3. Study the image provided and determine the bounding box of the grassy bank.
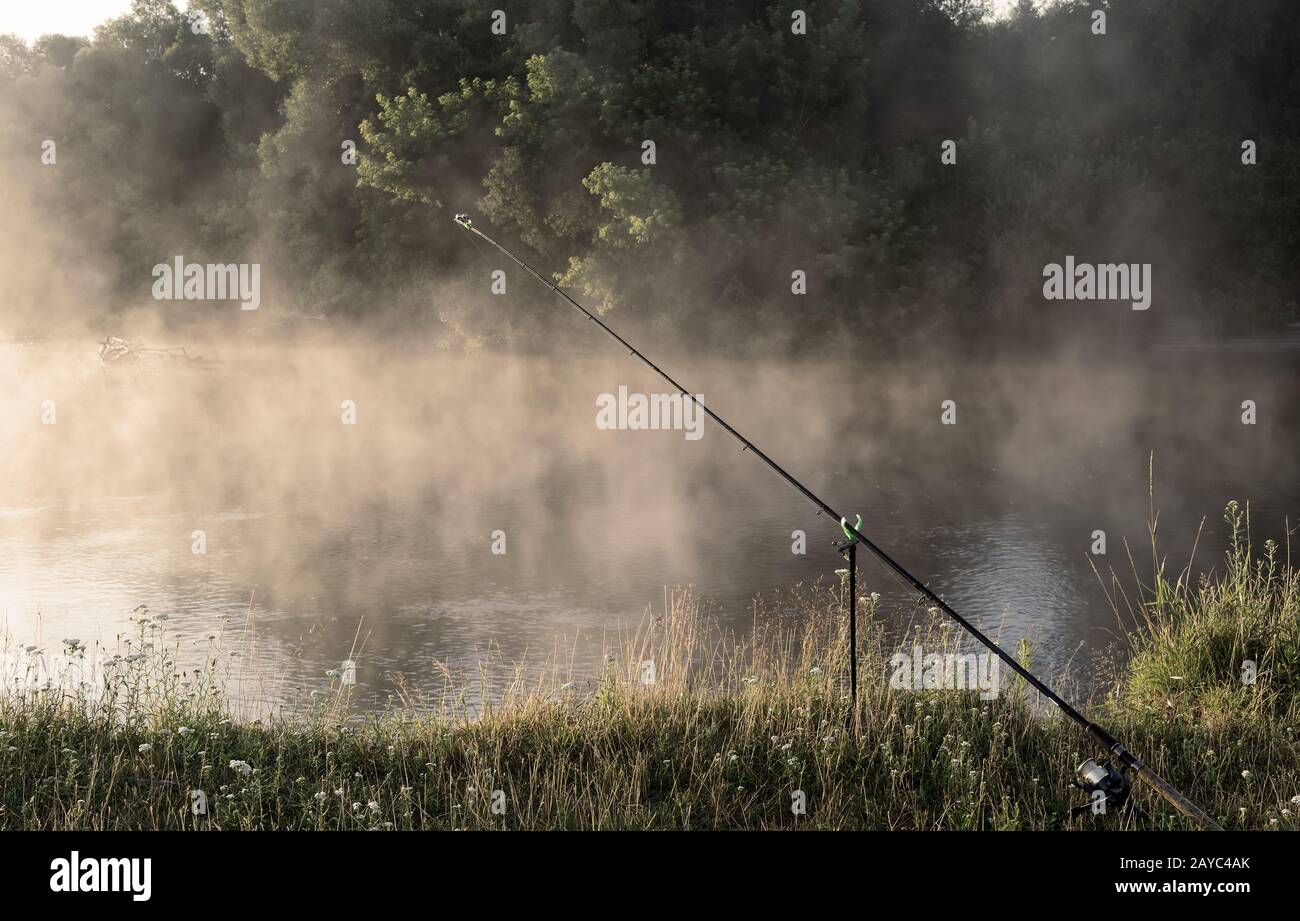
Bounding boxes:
[1,505,1297,831]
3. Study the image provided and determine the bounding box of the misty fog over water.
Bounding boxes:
[2,339,1295,712]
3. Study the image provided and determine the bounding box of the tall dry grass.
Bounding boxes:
[1,509,1297,830]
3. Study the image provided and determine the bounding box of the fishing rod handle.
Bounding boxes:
[1132,762,1224,831]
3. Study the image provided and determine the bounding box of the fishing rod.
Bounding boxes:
[453,212,1223,831]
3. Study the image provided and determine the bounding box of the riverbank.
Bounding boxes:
[1,505,1296,831]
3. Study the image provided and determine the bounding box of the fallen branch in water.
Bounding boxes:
[97,336,200,367]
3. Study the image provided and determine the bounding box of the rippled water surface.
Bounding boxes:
[1,340,1295,711]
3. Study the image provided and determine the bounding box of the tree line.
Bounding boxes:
[3,0,1297,352]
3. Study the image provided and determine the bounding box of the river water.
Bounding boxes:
[1,339,1295,712]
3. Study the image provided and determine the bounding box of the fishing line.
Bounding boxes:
[466,232,498,271]
[453,212,1224,831]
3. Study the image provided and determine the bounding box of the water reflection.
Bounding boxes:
[0,342,1295,711]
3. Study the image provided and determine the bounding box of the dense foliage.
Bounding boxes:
[3,0,1298,350]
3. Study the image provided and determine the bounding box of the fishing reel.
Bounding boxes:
[1071,757,1132,819]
